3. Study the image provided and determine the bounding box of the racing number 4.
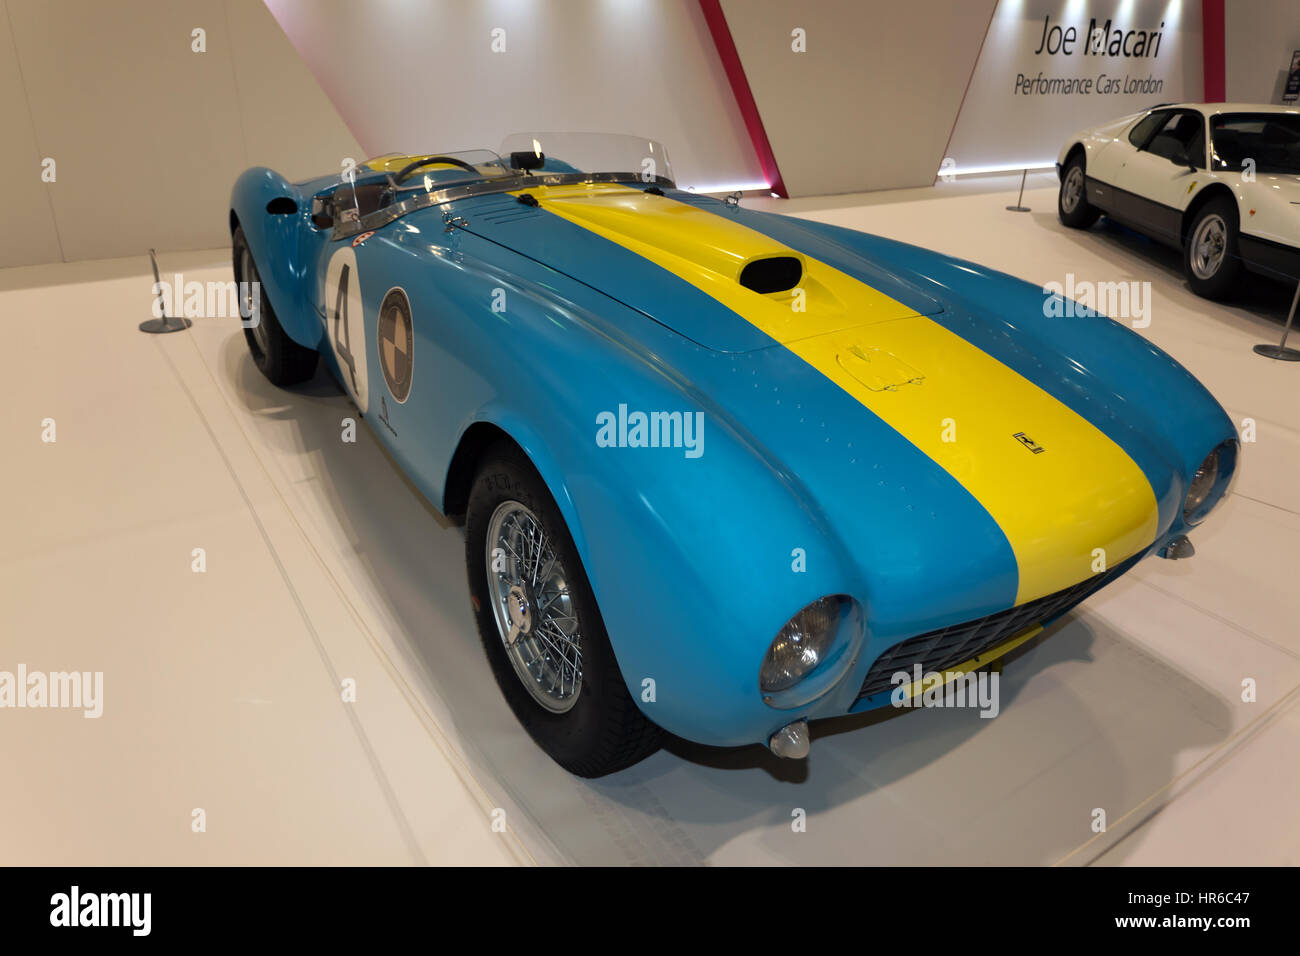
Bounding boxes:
[333,263,359,391]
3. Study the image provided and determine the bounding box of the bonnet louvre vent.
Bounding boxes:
[739,256,802,294]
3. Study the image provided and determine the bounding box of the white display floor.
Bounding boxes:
[3,173,1298,865]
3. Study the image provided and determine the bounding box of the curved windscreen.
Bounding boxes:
[369,134,673,195]
[497,132,673,184]
[326,133,676,239]
[364,149,514,191]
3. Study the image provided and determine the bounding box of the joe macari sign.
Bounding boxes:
[1016,13,1169,97]
[943,0,1195,172]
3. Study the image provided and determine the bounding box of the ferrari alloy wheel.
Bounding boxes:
[1189,215,1227,278]
[1057,154,1100,229]
[484,500,583,713]
[1060,167,1084,213]
[1183,198,1242,299]
[232,226,319,386]
[465,440,662,776]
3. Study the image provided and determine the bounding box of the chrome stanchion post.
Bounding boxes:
[139,248,193,334]
[1253,277,1300,362]
[1006,169,1031,213]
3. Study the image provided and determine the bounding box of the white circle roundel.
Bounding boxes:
[377,287,414,404]
[323,245,369,414]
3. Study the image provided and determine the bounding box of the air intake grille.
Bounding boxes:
[854,555,1141,704]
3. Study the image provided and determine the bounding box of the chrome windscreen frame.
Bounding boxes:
[330,171,676,241]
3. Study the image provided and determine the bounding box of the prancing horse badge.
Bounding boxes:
[1012,431,1045,454]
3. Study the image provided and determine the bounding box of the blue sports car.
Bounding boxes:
[230,132,1237,776]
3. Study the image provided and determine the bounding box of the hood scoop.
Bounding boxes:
[458,183,944,353]
[534,187,806,289]
[739,255,803,293]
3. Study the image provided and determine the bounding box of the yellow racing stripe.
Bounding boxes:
[519,183,1159,603]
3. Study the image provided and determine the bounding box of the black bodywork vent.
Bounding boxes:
[853,553,1143,704]
[739,256,802,294]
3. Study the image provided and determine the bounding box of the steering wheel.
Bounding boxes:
[392,155,480,184]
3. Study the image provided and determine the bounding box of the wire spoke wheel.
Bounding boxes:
[465,441,663,775]
[485,500,583,712]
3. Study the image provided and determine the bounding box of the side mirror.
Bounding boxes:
[1169,149,1195,171]
[510,150,545,172]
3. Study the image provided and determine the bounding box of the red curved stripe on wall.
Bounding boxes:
[698,0,788,197]
[1202,0,1225,102]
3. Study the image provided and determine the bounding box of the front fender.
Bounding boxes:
[425,234,866,747]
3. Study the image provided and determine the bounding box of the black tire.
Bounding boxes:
[1057,153,1100,229]
[465,440,662,777]
[1183,198,1243,299]
[232,225,318,386]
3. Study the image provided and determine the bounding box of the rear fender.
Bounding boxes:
[230,167,321,350]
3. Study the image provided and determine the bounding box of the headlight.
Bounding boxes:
[1183,448,1221,524]
[760,597,844,693]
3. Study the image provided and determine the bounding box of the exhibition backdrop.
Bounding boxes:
[945,0,1203,175]
[263,0,763,195]
[2,0,1297,266]
[715,0,999,196]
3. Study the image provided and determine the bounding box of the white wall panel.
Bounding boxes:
[225,0,364,182]
[0,3,69,267]
[2,0,361,265]
[720,0,998,197]
[9,0,248,261]
[263,0,763,192]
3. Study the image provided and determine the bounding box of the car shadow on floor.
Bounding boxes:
[217,332,1234,866]
[1033,212,1299,337]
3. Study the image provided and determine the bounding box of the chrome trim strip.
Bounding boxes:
[330,171,675,241]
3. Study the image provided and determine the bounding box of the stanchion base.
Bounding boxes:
[1253,344,1300,361]
[139,317,193,334]
[1005,205,1031,212]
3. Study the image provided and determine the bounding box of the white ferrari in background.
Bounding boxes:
[1057,103,1300,298]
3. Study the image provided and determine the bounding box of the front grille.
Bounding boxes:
[853,555,1140,703]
